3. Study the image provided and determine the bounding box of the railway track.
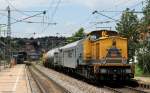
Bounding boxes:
[104,86,149,93]
[27,64,70,93]
[26,66,42,93]
[103,81,149,93]
[31,64,112,93]
[61,68,150,93]
[28,63,150,93]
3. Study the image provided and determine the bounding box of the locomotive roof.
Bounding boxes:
[87,30,118,36]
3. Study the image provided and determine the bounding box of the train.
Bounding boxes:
[12,51,27,64]
[42,30,135,81]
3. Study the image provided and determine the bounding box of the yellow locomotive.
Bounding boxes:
[43,30,134,80]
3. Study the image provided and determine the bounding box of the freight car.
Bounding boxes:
[43,30,135,81]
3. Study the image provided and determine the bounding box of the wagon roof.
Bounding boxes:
[60,40,82,50]
[47,48,59,57]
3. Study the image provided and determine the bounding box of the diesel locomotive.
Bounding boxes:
[43,30,135,80]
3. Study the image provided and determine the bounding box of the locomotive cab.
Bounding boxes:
[83,30,134,80]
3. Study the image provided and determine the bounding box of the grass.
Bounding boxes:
[135,64,143,76]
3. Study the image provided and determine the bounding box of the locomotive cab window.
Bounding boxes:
[88,33,101,41]
[87,30,118,39]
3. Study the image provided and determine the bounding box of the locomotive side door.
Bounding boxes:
[96,43,99,60]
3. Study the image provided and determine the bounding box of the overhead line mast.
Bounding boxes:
[7,6,11,38]
[7,6,11,64]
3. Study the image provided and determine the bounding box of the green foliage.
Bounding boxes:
[142,0,150,29]
[136,0,150,74]
[116,5,150,74]
[11,38,26,51]
[116,8,139,62]
[116,8,139,38]
[136,40,150,74]
[135,64,143,76]
[137,50,150,74]
[67,27,85,43]
[141,0,150,33]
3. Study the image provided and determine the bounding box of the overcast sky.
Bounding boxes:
[0,0,145,38]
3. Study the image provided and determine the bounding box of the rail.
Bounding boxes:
[28,63,71,93]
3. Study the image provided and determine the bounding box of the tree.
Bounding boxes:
[142,0,150,31]
[67,27,85,43]
[136,0,150,74]
[137,40,150,74]
[116,8,139,62]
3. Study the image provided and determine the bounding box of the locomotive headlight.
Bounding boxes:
[122,57,127,64]
[125,69,131,73]
[100,69,107,73]
[102,60,106,64]
[101,57,106,64]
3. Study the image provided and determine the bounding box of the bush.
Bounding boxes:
[135,64,143,76]
[137,51,150,74]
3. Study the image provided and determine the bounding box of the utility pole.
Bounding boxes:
[7,6,11,38]
[7,6,11,65]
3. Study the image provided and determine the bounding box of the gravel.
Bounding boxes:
[35,65,112,93]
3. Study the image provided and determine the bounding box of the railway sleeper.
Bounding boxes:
[139,83,150,89]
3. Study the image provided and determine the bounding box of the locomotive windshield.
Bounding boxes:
[106,48,121,58]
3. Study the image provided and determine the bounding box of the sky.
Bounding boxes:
[0,0,145,38]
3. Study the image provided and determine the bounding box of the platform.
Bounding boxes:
[0,64,31,93]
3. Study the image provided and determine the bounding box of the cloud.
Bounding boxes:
[0,0,143,10]
[0,0,50,9]
[62,0,110,9]
[62,0,106,9]
[63,0,143,10]
[75,0,102,9]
